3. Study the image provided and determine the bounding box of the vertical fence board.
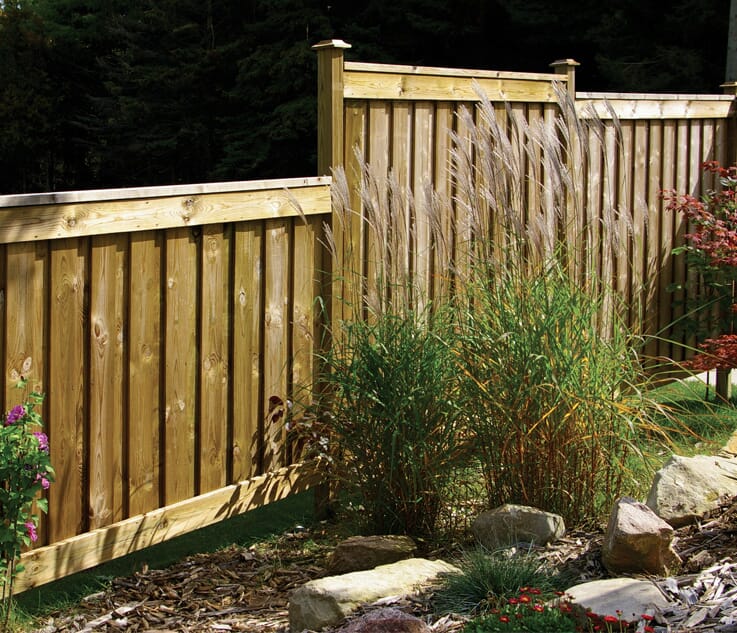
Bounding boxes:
[232,222,263,481]
[163,228,197,504]
[48,239,86,541]
[262,220,289,472]
[128,232,161,516]
[199,225,230,494]
[89,235,126,528]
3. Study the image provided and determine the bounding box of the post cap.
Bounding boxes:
[312,39,352,51]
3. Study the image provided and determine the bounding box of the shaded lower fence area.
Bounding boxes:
[0,177,331,592]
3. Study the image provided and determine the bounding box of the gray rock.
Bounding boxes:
[327,535,417,575]
[334,608,430,633]
[646,454,737,527]
[601,496,680,575]
[471,504,565,549]
[565,578,671,623]
[288,558,459,632]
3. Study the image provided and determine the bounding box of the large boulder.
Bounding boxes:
[334,608,430,633]
[646,455,737,527]
[327,535,417,575]
[565,578,671,623]
[601,497,680,575]
[288,558,459,632]
[471,504,565,549]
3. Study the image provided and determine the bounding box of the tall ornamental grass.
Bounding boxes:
[454,259,648,525]
[316,83,663,532]
[317,306,466,537]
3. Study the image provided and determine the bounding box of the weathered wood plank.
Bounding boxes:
[163,228,197,504]
[345,71,561,102]
[262,220,289,473]
[231,222,264,481]
[128,232,161,516]
[15,460,325,594]
[199,225,230,494]
[576,96,734,120]
[89,235,126,529]
[0,183,331,244]
[48,239,87,542]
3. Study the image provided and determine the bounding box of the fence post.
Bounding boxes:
[550,58,580,100]
[312,39,351,520]
[313,39,351,176]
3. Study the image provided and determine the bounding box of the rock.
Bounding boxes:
[471,504,565,549]
[646,455,737,527]
[288,558,459,632]
[334,608,430,633]
[327,535,417,575]
[601,496,680,575]
[565,578,671,623]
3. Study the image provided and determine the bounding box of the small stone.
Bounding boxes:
[471,504,565,549]
[601,497,680,575]
[334,608,430,633]
[327,535,417,575]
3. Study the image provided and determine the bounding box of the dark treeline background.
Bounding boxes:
[0,0,729,194]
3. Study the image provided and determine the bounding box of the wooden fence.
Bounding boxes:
[0,176,330,592]
[314,40,737,362]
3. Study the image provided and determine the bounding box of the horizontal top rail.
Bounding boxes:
[344,61,564,103]
[576,93,735,119]
[344,61,564,82]
[0,176,331,244]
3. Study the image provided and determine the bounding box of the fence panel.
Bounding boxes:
[0,177,330,591]
[314,40,737,363]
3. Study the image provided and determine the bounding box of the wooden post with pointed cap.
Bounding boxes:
[550,58,580,100]
[313,39,351,176]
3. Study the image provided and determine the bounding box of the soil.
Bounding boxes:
[26,496,737,633]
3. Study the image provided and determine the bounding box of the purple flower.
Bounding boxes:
[25,521,37,542]
[5,405,25,426]
[35,472,50,489]
[33,432,49,452]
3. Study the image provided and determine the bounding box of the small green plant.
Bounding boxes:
[433,548,567,616]
[316,306,467,537]
[0,390,54,630]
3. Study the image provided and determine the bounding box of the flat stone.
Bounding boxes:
[471,504,565,549]
[289,558,459,632]
[565,578,671,624]
[327,535,417,575]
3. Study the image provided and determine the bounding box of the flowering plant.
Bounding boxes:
[663,161,737,372]
[0,390,53,623]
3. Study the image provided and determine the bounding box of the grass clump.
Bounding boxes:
[317,306,467,538]
[454,258,653,526]
[433,547,567,616]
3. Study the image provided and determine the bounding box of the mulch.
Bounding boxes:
[28,496,737,633]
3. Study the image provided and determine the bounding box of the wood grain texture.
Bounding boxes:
[89,235,126,529]
[163,228,197,504]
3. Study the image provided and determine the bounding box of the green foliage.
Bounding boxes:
[0,391,54,629]
[317,307,467,537]
[433,548,567,616]
[454,258,653,526]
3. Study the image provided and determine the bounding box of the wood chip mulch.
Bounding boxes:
[29,496,737,633]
